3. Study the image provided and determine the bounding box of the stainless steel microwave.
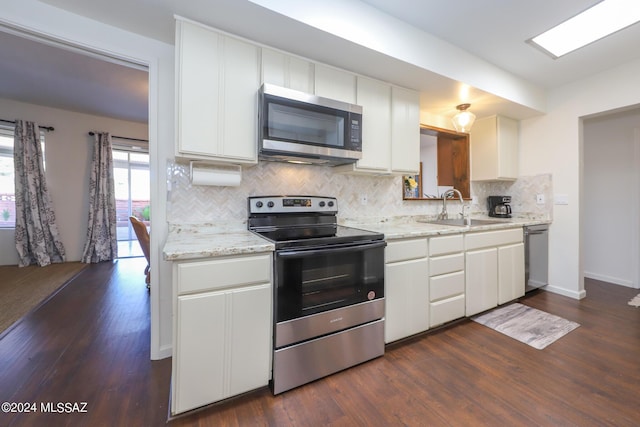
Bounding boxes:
[258,84,363,166]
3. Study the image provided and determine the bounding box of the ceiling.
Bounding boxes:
[3,0,640,124]
[0,29,149,123]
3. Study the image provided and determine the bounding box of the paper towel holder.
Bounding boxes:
[189,161,242,187]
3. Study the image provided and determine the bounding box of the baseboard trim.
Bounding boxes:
[152,344,172,360]
[584,271,637,289]
[543,284,586,300]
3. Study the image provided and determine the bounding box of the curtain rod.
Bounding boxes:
[0,119,54,132]
[88,131,148,143]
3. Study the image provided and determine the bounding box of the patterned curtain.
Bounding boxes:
[81,132,117,263]
[14,120,66,267]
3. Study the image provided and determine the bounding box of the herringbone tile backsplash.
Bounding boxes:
[167,161,552,224]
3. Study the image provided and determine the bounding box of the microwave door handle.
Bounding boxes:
[277,240,386,259]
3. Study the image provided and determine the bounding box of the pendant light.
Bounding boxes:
[452,103,476,133]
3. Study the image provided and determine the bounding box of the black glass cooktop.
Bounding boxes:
[247,195,384,249]
[252,224,383,250]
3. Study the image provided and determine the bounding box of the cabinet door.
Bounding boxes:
[176,19,259,162]
[174,291,226,413]
[229,283,272,395]
[177,20,221,157]
[353,76,391,172]
[498,243,525,304]
[314,64,356,104]
[470,115,518,181]
[391,86,420,174]
[261,48,314,93]
[465,248,498,316]
[220,36,260,161]
[385,259,429,343]
[497,116,519,179]
[173,283,272,414]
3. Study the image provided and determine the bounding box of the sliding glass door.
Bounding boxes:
[113,149,149,257]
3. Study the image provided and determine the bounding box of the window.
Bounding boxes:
[113,147,149,256]
[0,125,45,228]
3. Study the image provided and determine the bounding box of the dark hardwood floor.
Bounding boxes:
[1,260,639,426]
[0,258,172,427]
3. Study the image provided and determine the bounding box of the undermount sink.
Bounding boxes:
[419,218,507,227]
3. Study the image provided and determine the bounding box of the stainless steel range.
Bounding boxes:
[248,195,386,394]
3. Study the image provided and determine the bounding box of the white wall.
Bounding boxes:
[3,0,175,360]
[519,58,640,299]
[0,98,148,265]
[583,109,640,288]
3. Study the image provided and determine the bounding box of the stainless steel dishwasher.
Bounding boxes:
[524,225,549,292]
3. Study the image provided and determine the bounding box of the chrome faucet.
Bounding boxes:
[438,188,466,220]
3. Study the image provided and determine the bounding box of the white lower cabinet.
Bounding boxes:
[384,228,524,338]
[385,258,429,343]
[384,238,429,343]
[430,272,465,327]
[172,254,272,415]
[465,228,524,316]
[498,243,525,304]
[429,235,465,327]
[465,247,498,316]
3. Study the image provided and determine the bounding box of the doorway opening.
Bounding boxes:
[113,145,150,258]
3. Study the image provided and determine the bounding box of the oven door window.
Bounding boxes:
[275,242,384,323]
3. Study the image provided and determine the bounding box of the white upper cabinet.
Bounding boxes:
[261,48,314,93]
[176,17,420,173]
[391,86,421,174]
[470,115,519,181]
[314,64,357,104]
[336,76,391,174]
[175,18,260,163]
[336,80,420,175]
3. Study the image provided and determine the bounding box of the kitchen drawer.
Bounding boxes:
[430,270,465,302]
[176,254,271,295]
[429,234,463,256]
[430,294,465,327]
[429,252,464,276]
[465,228,523,251]
[386,238,428,263]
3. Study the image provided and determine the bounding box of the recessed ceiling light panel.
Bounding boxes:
[528,0,640,58]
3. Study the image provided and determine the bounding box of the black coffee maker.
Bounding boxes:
[488,196,512,218]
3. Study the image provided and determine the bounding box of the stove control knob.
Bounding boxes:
[267,201,275,208]
[319,201,326,207]
[328,201,334,207]
[255,201,263,208]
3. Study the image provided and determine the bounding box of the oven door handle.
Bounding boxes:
[277,240,386,258]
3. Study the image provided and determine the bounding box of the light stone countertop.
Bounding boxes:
[162,215,551,261]
[163,223,274,261]
[343,214,551,240]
